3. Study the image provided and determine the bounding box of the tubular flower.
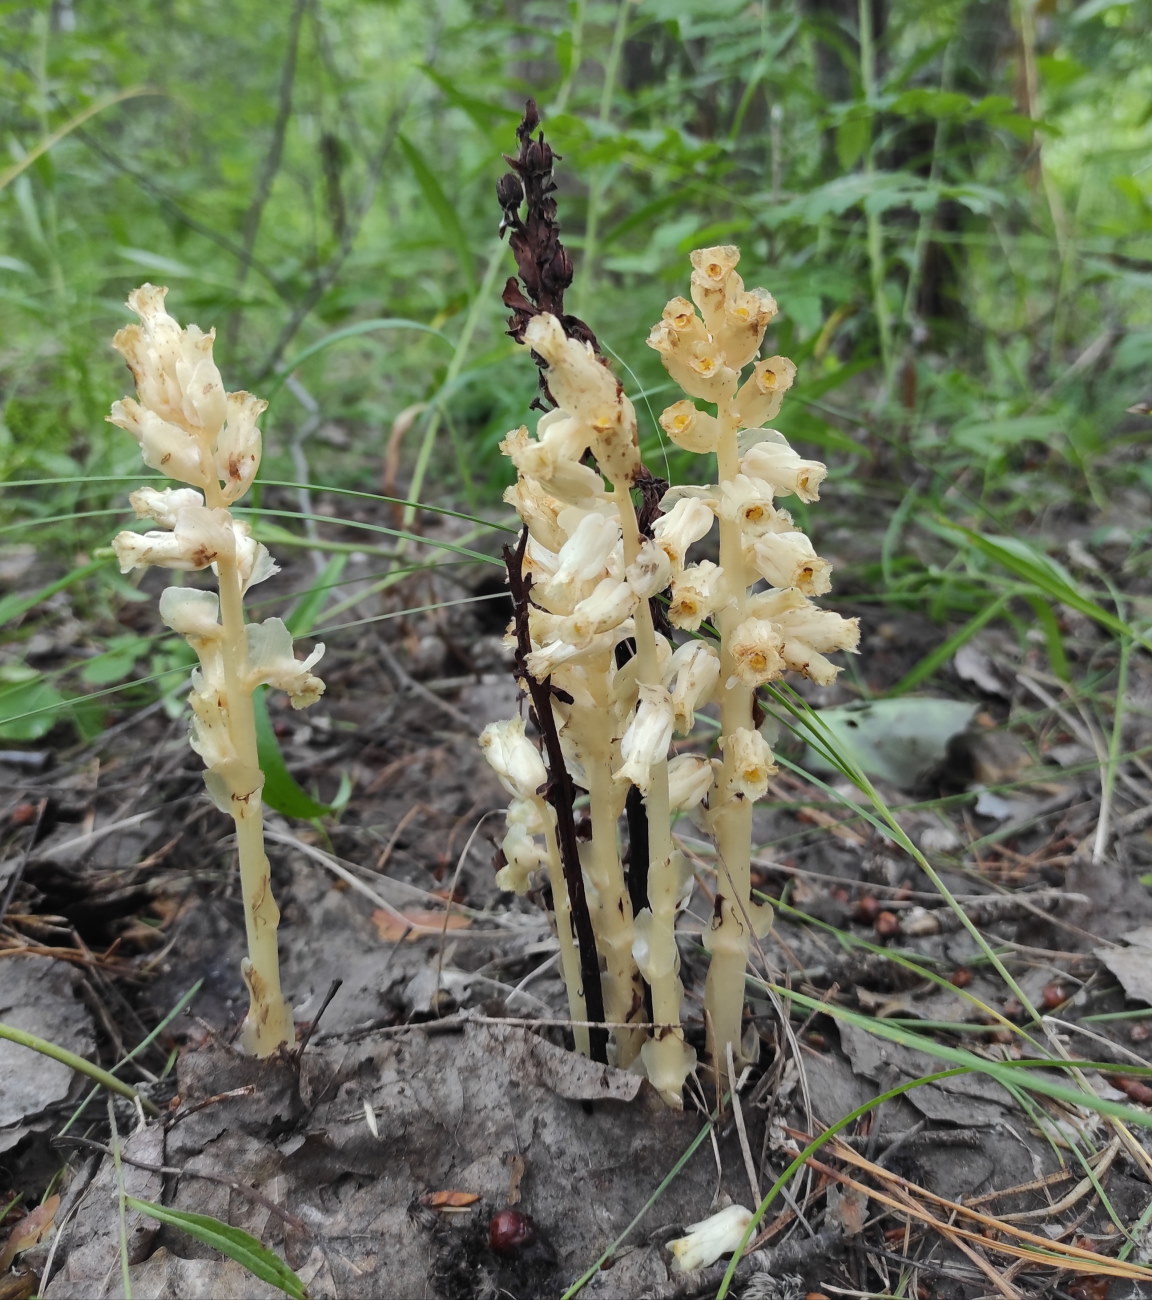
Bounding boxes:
[717,474,778,535]
[668,1205,754,1274]
[740,432,826,503]
[721,727,778,802]
[747,529,833,596]
[480,717,549,801]
[667,640,721,734]
[614,684,676,794]
[659,399,721,455]
[733,354,797,428]
[652,496,715,571]
[727,617,787,687]
[667,561,725,631]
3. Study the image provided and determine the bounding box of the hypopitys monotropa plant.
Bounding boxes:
[483,246,858,1104]
[109,285,325,1057]
[648,247,859,1076]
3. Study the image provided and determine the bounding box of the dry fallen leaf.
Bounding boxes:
[1096,926,1152,1007]
[0,1195,60,1272]
[370,908,471,942]
[418,1190,480,1209]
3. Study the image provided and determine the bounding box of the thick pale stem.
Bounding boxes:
[213,522,292,1057]
[615,484,695,1105]
[538,799,591,1057]
[703,402,756,1074]
[566,694,645,1066]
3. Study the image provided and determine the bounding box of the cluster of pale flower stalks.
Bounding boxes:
[109,285,325,1058]
[481,246,859,1106]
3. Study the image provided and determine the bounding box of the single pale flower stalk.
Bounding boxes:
[648,248,858,1075]
[108,285,325,1057]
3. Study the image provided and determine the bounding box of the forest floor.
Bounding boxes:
[3,482,1152,1300]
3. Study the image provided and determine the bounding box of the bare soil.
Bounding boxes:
[3,489,1152,1300]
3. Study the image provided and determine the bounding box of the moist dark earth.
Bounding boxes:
[3,487,1152,1299]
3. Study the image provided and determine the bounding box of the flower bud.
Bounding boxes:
[668,1204,753,1274]
[614,684,675,794]
[667,754,714,813]
[548,510,622,595]
[480,717,548,801]
[667,640,721,733]
[129,486,206,527]
[523,314,620,416]
[158,587,222,640]
[625,540,673,599]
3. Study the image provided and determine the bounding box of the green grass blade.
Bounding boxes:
[125,1198,308,1300]
[397,133,478,295]
[0,1023,158,1117]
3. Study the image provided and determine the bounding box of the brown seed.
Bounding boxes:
[489,1208,536,1255]
[853,896,880,923]
[1040,982,1068,1010]
[948,967,973,988]
[873,910,900,938]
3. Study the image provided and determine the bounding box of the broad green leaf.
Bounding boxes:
[0,670,67,741]
[78,636,147,687]
[125,1199,308,1300]
[835,115,870,171]
[801,697,977,788]
[254,689,338,820]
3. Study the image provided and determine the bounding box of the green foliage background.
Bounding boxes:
[1,0,1150,732]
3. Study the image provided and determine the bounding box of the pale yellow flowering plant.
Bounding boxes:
[109,285,325,1057]
[483,247,859,1105]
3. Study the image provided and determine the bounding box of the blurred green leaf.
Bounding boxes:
[125,1199,308,1300]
